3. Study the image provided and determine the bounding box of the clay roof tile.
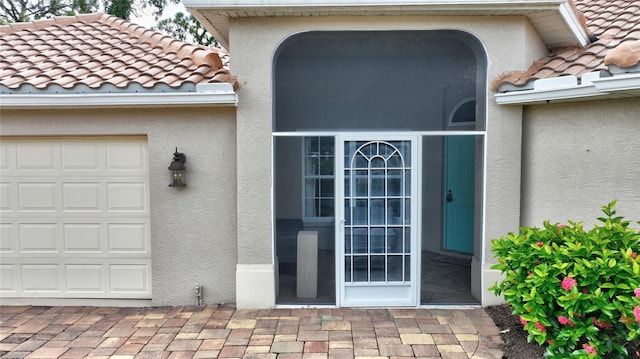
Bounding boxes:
[3,75,26,88]
[30,74,56,87]
[132,74,156,86]
[604,39,640,68]
[54,75,81,88]
[12,61,32,71]
[42,66,67,79]
[0,12,236,92]
[498,0,640,89]
[0,68,18,78]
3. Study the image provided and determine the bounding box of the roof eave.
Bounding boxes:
[494,73,640,105]
[0,84,238,109]
[557,1,589,47]
[184,0,588,50]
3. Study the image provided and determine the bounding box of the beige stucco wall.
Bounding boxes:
[0,107,238,306]
[521,99,640,228]
[229,15,547,306]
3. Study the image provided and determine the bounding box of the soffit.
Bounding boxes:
[184,0,588,50]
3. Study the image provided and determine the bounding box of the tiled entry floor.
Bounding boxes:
[0,305,503,359]
[277,250,477,306]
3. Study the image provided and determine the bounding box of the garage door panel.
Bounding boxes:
[1,137,150,300]
[0,183,10,211]
[0,264,17,292]
[106,141,147,171]
[63,224,103,252]
[0,142,11,170]
[22,264,61,292]
[18,182,58,211]
[16,141,59,170]
[110,264,149,293]
[19,223,60,252]
[62,182,101,211]
[66,265,104,293]
[61,141,103,171]
[1,260,151,297]
[0,224,13,252]
[108,224,147,253]
[107,183,146,212]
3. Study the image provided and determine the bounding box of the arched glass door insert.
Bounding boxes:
[338,135,419,307]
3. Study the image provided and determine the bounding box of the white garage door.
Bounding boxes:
[0,137,151,299]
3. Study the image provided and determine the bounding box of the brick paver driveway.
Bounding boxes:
[0,305,503,359]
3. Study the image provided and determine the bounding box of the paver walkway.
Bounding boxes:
[0,305,503,359]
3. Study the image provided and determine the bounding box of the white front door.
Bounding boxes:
[337,135,419,307]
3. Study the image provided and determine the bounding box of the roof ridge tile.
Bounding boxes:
[604,39,640,68]
[0,13,104,34]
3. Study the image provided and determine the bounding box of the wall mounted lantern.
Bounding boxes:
[168,148,186,187]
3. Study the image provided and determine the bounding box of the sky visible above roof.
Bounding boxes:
[0,13,235,94]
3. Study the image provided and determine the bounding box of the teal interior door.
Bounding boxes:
[443,136,475,254]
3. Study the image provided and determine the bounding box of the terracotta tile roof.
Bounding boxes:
[497,0,640,89]
[0,13,236,94]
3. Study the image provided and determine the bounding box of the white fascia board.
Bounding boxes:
[591,73,640,92]
[495,84,601,104]
[558,1,589,46]
[495,73,640,105]
[0,91,237,109]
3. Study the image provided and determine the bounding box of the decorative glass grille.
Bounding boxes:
[344,141,411,283]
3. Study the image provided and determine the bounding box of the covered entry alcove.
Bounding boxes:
[273,30,486,306]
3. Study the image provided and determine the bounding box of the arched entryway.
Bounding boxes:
[272,30,487,306]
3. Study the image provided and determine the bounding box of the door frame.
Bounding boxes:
[335,133,422,307]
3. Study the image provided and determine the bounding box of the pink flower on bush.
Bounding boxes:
[535,322,546,332]
[634,306,640,323]
[635,288,640,299]
[558,224,566,229]
[561,277,577,291]
[632,252,638,259]
[536,241,544,247]
[582,343,597,355]
[519,317,528,326]
[558,316,574,326]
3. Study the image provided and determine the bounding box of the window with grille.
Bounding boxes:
[303,137,335,220]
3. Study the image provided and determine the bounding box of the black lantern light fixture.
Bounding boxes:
[168,148,186,187]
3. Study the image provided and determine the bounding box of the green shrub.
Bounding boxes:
[490,201,640,358]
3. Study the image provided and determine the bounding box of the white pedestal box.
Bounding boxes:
[296,231,318,298]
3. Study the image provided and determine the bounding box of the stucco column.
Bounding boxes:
[474,104,524,305]
[472,19,547,306]
[230,20,278,308]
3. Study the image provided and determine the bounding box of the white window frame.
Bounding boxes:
[301,136,336,222]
